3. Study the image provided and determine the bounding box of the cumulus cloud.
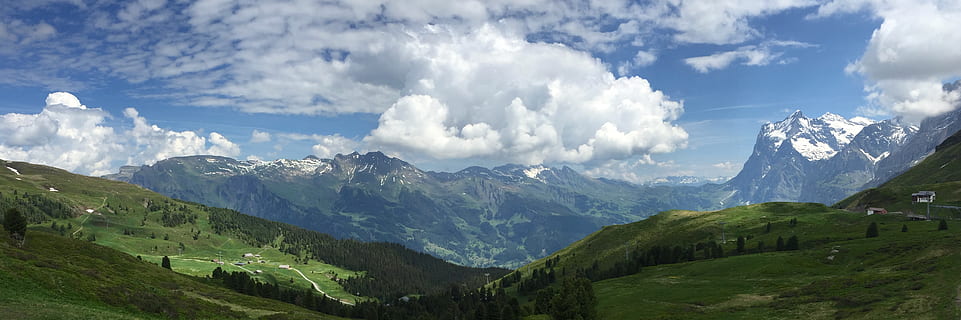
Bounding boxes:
[816,0,961,121]
[685,40,815,73]
[0,92,240,175]
[363,26,687,165]
[617,49,658,76]
[0,0,817,116]
[250,130,271,143]
[654,0,816,45]
[310,135,362,159]
[274,133,362,159]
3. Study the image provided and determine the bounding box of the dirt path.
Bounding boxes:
[71,215,90,237]
[290,267,355,305]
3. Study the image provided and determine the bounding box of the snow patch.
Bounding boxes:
[818,112,870,146]
[523,166,549,180]
[6,166,21,175]
[860,149,890,164]
[791,137,837,161]
[48,187,58,192]
[85,209,94,213]
[850,116,876,126]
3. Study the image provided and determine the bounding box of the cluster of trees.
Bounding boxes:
[211,268,354,317]
[3,208,27,247]
[0,191,73,222]
[775,235,799,251]
[211,267,521,320]
[160,210,196,228]
[205,206,508,299]
[532,277,596,320]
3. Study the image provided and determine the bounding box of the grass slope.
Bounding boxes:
[0,159,365,303]
[0,228,344,319]
[511,203,961,319]
[1,159,505,308]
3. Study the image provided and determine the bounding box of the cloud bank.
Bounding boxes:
[362,26,688,165]
[816,0,961,121]
[0,92,240,175]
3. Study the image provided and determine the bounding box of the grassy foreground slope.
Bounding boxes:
[836,128,961,215]
[0,228,343,319]
[510,203,960,319]
[0,159,504,304]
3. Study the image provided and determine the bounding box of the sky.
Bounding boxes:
[1,0,960,182]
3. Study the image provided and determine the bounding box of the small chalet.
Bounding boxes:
[254,270,263,274]
[866,207,888,215]
[279,265,291,269]
[912,191,936,203]
[242,253,255,258]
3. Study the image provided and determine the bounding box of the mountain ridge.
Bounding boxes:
[105,153,728,268]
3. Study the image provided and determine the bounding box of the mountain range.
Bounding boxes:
[724,105,960,205]
[106,152,725,268]
[105,103,961,268]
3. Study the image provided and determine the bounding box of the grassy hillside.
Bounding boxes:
[506,203,961,319]
[0,159,504,305]
[836,128,961,217]
[0,227,343,319]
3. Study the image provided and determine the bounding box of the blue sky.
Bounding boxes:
[2,0,960,182]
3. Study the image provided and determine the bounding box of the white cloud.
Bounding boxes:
[654,0,817,45]
[273,132,362,159]
[310,135,361,159]
[817,0,961,121]
[0,0,818,116]
[250,130,271,143]
[363,26,687,165]
[712,161,742,173]
[0,93,122,175]
[684,40,815,73]
[617,49,658,76]
[123,107,240,164]
[0,92,240,175]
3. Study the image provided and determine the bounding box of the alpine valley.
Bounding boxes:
[105,106,961,268]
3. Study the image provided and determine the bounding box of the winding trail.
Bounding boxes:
[71,215,90,237]
[290,267,355,305]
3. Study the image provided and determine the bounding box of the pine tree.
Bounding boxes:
[736,236,746,253]
[765,222,772,233]
[938,220,948,231]
[3,208,27,247]
[866,222,879,238]
[901,224,908,232]
[162,256,172,270]
[786,235,799,250]
[756,240,764,253]
[776,236,785,251]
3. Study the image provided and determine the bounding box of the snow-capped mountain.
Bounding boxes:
[726,110,918,204]
[757,110,873,162]
[726,103,961,205]
[106,152,724,268]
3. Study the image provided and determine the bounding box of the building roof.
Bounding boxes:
[912,191,936,196]
[867,207,886,211]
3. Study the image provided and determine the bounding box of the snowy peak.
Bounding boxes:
[761,111,874,161]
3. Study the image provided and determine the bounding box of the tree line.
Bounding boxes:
[205,206,508,300]
[210,267,522,320]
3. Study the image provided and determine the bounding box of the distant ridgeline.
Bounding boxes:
[105,152,728,268]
